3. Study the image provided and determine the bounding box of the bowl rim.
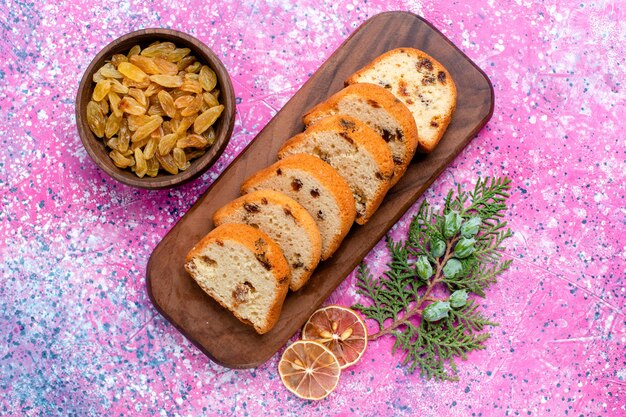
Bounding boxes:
[76,28,236,189]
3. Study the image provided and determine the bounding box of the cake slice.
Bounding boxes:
[184,223,290,334]
[213,190,322,291]
[345,48,457,153]
[278,115,393,225]
[241,154,355,260]
[303,83,419,186]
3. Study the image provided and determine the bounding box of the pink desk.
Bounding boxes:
[1,1,623,415]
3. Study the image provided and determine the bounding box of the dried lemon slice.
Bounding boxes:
[302,305,368,369]
[278,340,341,400]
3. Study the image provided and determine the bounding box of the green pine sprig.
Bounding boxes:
[353,177,512,381]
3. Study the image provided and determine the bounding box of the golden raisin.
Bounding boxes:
[134,148,148,178]
[201,126,217,145]
[147,103,166,116]
[174,94,195,109]
[100,63,123,79]
[143,82,162,98]
[157,90,177,118]
[129,55,161,75]
[143,136,158,160]
[131,136,150,150]
[193,105,224,134]
[109,79,129,95]
[154,57,178,75]
[176,55,196,71]
[117,119,130,153]
[202,91,220,108]
[108,92,122,117]
[111,54,128,67]
[128,88,148,107]
[86,100,105,138]
[175,116,196,135]
[141,41,175,58]
[119,96,146,116]
[163,47,191,62]
[156,151,178,175]
[185,61,201,73]
[93,70,104,83]
[127,44,141,58]
[106,136,119,150]
[98,98,109,115]
[180,94,203,117]
[158,133,178,156]
[92,80,112,102]
[118,62,149,83]
[105,112,122,138]
[145,156,159,177]
[127,114,152,131]
[131,115,163,142]
[177,133,208,149]
[199,65,217,91]
[180,76,202,94]
[172,147,188,170]
[122,76,151,89]
[149,74,183,88]
[110,150,133,168]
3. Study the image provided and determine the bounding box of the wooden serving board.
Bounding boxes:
[146,11,494,368]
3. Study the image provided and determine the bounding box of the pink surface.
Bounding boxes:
[1,1,624,416]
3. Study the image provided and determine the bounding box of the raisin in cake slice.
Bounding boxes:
[241,154,355,260]
[303,83,418,186]
[345,48,457,153]
[278,115,393,225]
[184,223,290,335]
[213,190,322,291]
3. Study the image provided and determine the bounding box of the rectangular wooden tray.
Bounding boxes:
[146,11,494,368]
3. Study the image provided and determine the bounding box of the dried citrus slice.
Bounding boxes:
[302,305,368,369]
[278,340,341,400]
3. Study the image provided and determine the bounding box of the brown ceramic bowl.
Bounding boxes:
[76,28,235,189]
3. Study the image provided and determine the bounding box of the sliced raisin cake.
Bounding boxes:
[278,115,393,225]
[184,223,290,334]
[303,83,419,186]
[213,190,322,291]
[346,48,456,153]
[241,154,355,260]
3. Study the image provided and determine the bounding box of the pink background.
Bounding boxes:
[1,0,624,415]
